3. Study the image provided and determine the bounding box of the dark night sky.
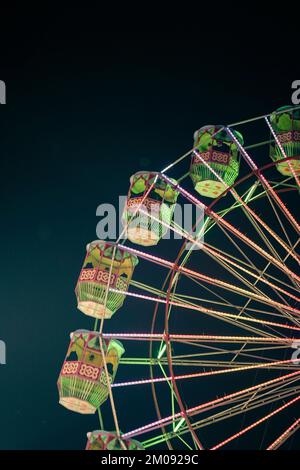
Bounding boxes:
[0,10,299,449]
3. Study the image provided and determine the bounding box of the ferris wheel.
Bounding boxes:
[57,105,300,451]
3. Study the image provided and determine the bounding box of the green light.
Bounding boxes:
[244,182,258,203]
[174,418,185,433]
[157,344,167,359]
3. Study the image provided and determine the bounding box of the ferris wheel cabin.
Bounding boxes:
[86,430,144,451]
[75,241,138,319]
[189,125,243,198]
[57,330,125,414]
[270,106,300,176]
[123,171,179,246]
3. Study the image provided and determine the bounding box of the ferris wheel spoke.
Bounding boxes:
[103,333,294,343]
[120,241,300,336]
[191,148,300,266]
[122,370,300,441]
[202,242,300,311]
[112,338,296,366]
[262,182,296,250]
[142,382,300,448]
[159,174,300,282]
[133,278,295,315]
[186,384,300,447]
[203,250,300,358]
[211,209,299,292]
[137,249,300,320]
[113,343,297,371]
[120,356,293,369]
[118,245,300,319]
[201,244,300,332]
[166,255,277,340]
[226,127,300,235]
[132,278,299,325]
[267,416,300,450]
[119,343,294,368]
[107,286,300,336]
[185,275,291,338]
[210,394,300,450]
[171,344,293,366]
[120,358,295,369]
[112,358,299,390]
[205,240,300,298]
[203,232,300,296]
[265,116,300,190]
[193,177,296,261]
[206,215,300,296]
[182,271,300,336]
[201,235,300,336]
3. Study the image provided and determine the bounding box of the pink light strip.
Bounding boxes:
[204,244,300,304]
[211,394,300,450]
[160,174,300,283]
[226,126,300,235]
[118,245,300,317]
[265,116,300,189]
[193,149,300,267]
[267,416,300,450]
[138,205,300,301]
[122,370,300,439]
[109,286,300,332]
[102,333,296,343]
[112,359,296,388]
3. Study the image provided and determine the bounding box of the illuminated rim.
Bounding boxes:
[149,156,299,450]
